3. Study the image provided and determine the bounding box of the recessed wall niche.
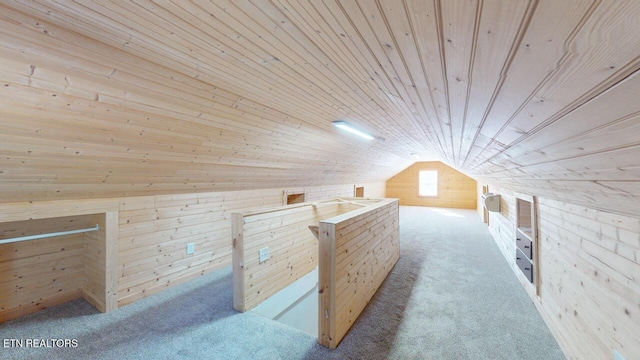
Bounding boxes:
[515,194,539,294]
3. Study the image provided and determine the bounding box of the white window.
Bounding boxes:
[419,170,438,197]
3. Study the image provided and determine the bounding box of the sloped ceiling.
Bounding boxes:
[0,1,639,216]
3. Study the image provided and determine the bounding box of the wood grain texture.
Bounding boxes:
[318,198,400,348]
[232,199,361,312]
[0,202,121,322]
[0,183,367,318]
[386,161,477,208]
[0,0,639,355]
[485,185,640,360]
[118,183,359,307]
[0,216,90,322]
[0,1,638,217]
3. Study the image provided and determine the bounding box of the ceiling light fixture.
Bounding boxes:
[411,153,420,159]
[332,121,375,140]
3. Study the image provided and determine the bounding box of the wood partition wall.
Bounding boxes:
[231,199,362,312]
[318,198,399,348]
[232,198,399,349]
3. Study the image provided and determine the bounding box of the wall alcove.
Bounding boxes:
[0,201,118,322]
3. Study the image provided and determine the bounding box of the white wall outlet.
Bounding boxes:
[186,243,195,255]
[614,349,625,360]
[259,247,270,263]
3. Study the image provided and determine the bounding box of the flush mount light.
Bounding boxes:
[411,153,420,159]
[332,121,375,140]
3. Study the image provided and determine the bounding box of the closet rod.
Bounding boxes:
[0,224,100,245]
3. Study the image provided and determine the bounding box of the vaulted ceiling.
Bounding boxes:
[0,1,639,216]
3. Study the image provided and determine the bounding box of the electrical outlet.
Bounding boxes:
[614,350,625,360]
[259,247,269,263]
[186,243,195,255]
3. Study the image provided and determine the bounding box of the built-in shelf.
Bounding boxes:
[515,196,537,288]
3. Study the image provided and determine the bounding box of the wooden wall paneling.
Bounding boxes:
[0,93,392,174]
[304,184,354,202]
[318,198,399,348]
[0,233,85,323]
[386,161,477,208]
[472,176,640,218]
[0,0,640,218]
[309,0,439,155]
[481,145,640,182]
[486,186,640,360]
[536,203,640,359]
[224,0,383,123]
[0,3,410,202]
[31,0,333,122]
[117,188,286,306]
[357,182,386,198]
[103,211,118,312]
[0,199,119,223]
[233,200,362,312]
[110,185,356,310]
[22,0,404,169]
[235,204,317,311]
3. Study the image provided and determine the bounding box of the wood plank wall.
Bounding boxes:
[356,182,386,198]
[0,3,410,204]
[117,183,359,306]
[0,183,378,320]
[482,185,640,360]
[319,199,400,348]
[233,200,361,312]
[386,161,476,208]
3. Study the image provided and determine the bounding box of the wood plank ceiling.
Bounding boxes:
[0,1,639,216]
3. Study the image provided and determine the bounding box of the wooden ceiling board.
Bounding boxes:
[470,0,640,170]
[0,0,639,217]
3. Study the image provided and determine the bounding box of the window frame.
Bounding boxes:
[418,170,438,197]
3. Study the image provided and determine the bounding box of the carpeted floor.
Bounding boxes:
[0,206,565,359]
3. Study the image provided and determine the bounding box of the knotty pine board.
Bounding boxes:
[386,161,477,209]
[0,183,370,319]
[0,216,90,322]
[2,1,640,219]
[318,198,399,349]
[484,185,640,360]
[232,199,360,312]
[0,4,409,203]
[119,184,359,307]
